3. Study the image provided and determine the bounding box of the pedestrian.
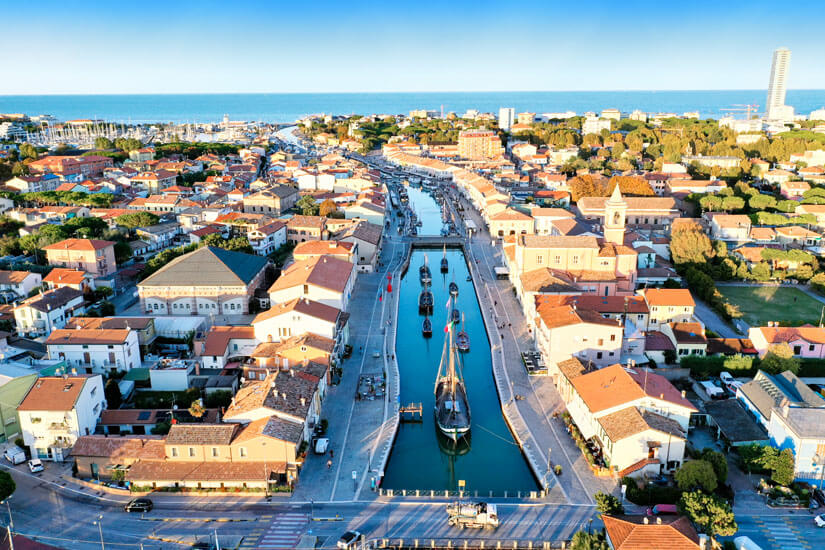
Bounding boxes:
[327,459,332,469]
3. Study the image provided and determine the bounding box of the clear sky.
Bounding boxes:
[4,0,824,94]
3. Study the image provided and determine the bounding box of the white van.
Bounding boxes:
[4,446,26,465]
[733,536,763,550]
[699,380,724,399]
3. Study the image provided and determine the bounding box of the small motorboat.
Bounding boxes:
[457,314,469,352]
[422,316,432,337]
[449,281,459,298]
[441,245,449,273]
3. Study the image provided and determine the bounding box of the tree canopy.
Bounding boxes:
[675,459,718,493]
[679,491,737,541]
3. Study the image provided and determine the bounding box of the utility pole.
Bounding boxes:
[94,515,105,550]
[4,497,12,531]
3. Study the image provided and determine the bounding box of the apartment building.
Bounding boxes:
[43,238,117,277]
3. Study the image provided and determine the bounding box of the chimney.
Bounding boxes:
[281,391,287,400]
[681,390,686,398]
[300,397,306,406]
[642,517,649,524]
[781,398,791,417]
[656,517,662,525]
[289,368,294,377]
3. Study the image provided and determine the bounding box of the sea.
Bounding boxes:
[1,90,824,124]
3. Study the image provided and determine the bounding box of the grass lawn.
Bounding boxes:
[718,285,825,327]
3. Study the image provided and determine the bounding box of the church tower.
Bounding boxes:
[603,184,627,245]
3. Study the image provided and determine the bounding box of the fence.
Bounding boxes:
[377,488,546,500]
[373,538,570,549]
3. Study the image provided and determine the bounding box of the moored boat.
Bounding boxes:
[456,314,470,352]
[434,323,471,441]
[422,316,432,337]
[419,257,432,285]
[418,289,433,313]
[449,280,458,297]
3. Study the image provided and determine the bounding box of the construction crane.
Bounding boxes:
[721,104,760,120]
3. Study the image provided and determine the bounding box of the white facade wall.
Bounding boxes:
[47,332,140,373]
[253,312,336,342]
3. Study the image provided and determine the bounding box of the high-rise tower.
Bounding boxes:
[498,107,515,131]
[766,48,791,121]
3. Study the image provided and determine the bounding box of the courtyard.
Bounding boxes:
[718,285,824,327]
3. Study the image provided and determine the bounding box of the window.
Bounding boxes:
[189,447,196,457]
[810,345,816,352]
[212,448,219,457]
[610,334,616,342]
[596,352,603,359]
[536,255,543,265]
[171,447,179,457]
[598,339,604,346]
[91,387,97,396]
[571,256,579,265]
[554,255,561,264]
[239,447,247,458]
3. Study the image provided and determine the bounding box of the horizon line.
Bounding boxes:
[2,88,825,98]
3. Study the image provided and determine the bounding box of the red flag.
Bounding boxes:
[378,292,383,302]
[387,283,392,293]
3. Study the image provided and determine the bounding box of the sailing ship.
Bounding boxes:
[422,316,432,337]
[434,322,471,441]
[441,245,449,273]
[456,313,470,352]
[419,257,432,285]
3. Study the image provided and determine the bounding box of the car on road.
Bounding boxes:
[124,498,153,513]
[816,514,825,527]
[337,530,361,549]
[27,459,43,473]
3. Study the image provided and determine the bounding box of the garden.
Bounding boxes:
[717,285,824,327]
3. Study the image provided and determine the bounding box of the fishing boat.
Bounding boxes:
[419,258,432,285]
[418,289,433,314]
[440,245,449,273]
[451,307,460,324]
[456,314,470,352]
[422,316,432,337]
[449,280,459,298]
[434,323,471,441]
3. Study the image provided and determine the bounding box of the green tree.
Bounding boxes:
[201,233,253,254]
[675,459,718,493]
[679,491,737,542]
[115,212,160,229]
[594,492,624,515]
[760,343,800,375]
[771,448,796,486]
[700,449,728,484]
[0,470,15,501]
[104,378,122,409]
[751,262,772,282]
[296,195,319,216]
[670,229,714,267]
[569,530,609,550]
[94,137,114,150]
[19,143,38,160]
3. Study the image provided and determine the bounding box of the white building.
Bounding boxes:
[766,47,793,121]
[582,116,611,135]
[13,287,86,338]
[252,297,347,352]
[268,256,355,310]
[17,375,106,462]
[45,328,140,375]
[498,107,515,131]
[0,270,42,300]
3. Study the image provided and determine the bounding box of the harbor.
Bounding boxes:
[382,182,536,493]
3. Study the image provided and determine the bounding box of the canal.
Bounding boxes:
[405,183,444,235]
[383,186,536,493]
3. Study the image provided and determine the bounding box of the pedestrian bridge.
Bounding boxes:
[409,236,466,248]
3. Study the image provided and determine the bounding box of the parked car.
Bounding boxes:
[124,498,154,513]
[27,459,44,473]
[816,514,825,528]
[313,437,329,455]
[337,531,361,549]
[3,446,26,465]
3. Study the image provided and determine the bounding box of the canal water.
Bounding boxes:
[405,184,443,235]
[382,247,537,493]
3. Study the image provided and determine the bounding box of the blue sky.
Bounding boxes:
[4,0,824,94]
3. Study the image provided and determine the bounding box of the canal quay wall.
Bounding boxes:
[372,238,556,500]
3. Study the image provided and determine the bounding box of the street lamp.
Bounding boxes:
[92,515,104,550]
[3,496,12,531]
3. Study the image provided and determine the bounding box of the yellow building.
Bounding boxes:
[457,129,504,160]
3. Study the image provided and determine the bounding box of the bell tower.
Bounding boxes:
[604,184,627,245]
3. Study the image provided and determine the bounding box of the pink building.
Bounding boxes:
[748,324,825,358]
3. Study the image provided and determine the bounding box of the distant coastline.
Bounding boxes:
[1,90,824,124]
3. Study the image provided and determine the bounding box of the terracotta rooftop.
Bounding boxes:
[252,297,341,325]
[200,325,256,357]
[536,303,621,330]
[598,406,685,442]
[42,268,87,285]
[165,423,238,446]
[71,435,165,460]
[669,322,707,345]
[43,238,114,251]
[0,270,35,285]
[755,325,825,345]
[603,515,700,550]
[19,375,96,411]
[641,288,695,308]
[269,256,353,294]
[571,364,696,413]
[127,460,285,483]
[46,328,132,346]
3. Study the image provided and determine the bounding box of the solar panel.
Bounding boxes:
[137,411,151,421]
